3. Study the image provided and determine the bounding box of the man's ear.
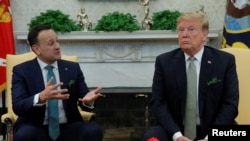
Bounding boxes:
[32,45,40,55]
[202,31,208,42]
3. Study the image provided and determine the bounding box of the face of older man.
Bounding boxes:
[177,18,208,56]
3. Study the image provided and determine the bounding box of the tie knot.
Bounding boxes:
[189,57,196,62]
[45,65,54,71]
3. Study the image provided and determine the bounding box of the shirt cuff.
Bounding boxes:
[173,131,183,141]
[82,102,94,109]
[33,93,46,106]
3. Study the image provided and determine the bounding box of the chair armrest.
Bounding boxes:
[80,111,96,121]
[1,113,15,124]
[1,109,96,123]
[1,111,95,123]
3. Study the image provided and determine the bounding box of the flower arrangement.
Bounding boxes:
[27,9,183,33]
[151,10,182,31]
[28,9,81,33]
[93,11,141,32]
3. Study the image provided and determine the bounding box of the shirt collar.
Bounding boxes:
[184,47,204,63]
[37,58,58,70]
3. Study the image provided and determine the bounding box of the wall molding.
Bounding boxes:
[15,30,221,41]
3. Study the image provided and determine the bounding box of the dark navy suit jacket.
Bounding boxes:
[11,58,91,127]
[151,46,239,138]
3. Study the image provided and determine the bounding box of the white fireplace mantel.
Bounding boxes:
[15,29,221,41]
[14,30,221,88]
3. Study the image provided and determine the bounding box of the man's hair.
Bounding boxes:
[27,25,52,47]
[177,12,209,32]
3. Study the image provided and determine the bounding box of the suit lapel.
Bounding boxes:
[174,51,186,96]
[57,60,70,89]
[30,59,46,92]
[173,50,187,118]
[57,60,70,110]
[198,47,214,117]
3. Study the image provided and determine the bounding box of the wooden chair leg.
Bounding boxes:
[1,90,7,141]
[6,123,13,141]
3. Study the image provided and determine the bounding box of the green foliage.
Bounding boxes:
[151,10,182,31]
[28,10,81,33]
[94,12,140,32]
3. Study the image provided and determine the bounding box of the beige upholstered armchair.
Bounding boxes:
[221,47,250,124]
[1,52,95,140]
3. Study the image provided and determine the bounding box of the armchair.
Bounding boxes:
[1,52,95,140]
[221,47,250,124]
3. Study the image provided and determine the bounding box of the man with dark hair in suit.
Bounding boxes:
[12,25,103,141]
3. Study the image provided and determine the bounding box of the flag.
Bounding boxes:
[0,0,15,92]
[222,0,250,49]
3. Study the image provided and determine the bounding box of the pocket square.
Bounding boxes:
[207,77,221,86]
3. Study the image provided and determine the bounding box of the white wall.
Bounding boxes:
[10,0,227,31]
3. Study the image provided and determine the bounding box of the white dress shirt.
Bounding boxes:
[33,58,67,124]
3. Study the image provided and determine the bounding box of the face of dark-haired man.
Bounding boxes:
[32,29,61,64]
